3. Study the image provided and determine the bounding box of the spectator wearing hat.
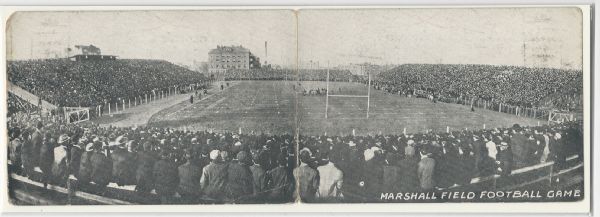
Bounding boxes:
[20,131,35,177]
[398,146,419,192]
[510,125,529,169]
[51,134,70,185]
[90,140,113,192]
[8,130,23,174]
[315,152,343,202]
[361,148,383,201]
[153,149,179,204]
[112,136,137,186]
[339,140,363,203]
[200,149,229,202]
[496,136,513,176]
[265,154,294,203]
[249,150,268,202]
[77,142,95,185]
[417,149,436,191]
[226,151,254,203]
[293,149,319,202]
[31,122,44,169]
[39,133,55,187]
[70,136,87,178]
[177,149,202,204]
[135,141,158,194]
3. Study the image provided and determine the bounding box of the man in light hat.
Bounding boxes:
[360,148,383,202]
[417,148,436,191]
[51,134,70,185]
[200,149,228,202]
[69,136,87,178]
[91,140,113,193]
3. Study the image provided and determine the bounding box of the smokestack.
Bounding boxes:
[265,41,268,58]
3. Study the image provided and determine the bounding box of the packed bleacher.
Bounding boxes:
[8,59,206,108]
[371,64,583,111]
[221,68,352,82]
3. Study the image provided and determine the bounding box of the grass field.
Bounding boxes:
[147,80,540,136]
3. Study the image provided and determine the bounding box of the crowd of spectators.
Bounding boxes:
[8,117,296,204]
[8,114,582,203]
[221,68,352,82]
[371,64,583,111]
[8,59,206,108]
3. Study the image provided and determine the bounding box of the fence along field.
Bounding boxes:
[145,80,540,136]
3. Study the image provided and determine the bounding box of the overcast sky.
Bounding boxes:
[298,7,582,69]
[7,10,297,67]
[7,7,582,69]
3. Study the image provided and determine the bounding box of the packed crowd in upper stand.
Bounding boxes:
[371,64,583,111]
[221,68,352,82]
[8,59,206,108]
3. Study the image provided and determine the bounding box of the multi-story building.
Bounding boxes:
[208,45,260,74]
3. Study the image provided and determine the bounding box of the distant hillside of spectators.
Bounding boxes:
[220,68,352,81]
[373,64,582,110]
[8,59,205,107]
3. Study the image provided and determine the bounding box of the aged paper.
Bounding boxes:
[1,6,591,213]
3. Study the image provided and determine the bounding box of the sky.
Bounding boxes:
[7,8,583,69]
[6,10,297,67]
[298,7,583,69]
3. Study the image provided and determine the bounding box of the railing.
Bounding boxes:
[8,153,583,205]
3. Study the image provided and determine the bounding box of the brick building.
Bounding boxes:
[208,45,261,74]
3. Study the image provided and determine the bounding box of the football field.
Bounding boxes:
[147,80,540,135]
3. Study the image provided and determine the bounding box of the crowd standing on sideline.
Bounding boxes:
[8,113,582,203]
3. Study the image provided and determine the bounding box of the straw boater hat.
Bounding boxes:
[57,134,70,145]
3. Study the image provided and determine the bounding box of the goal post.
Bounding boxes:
[64,107,90,124]
[325,63,371,119]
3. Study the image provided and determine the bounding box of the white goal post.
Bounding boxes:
[325,63,371,119]
[64,107,90,124]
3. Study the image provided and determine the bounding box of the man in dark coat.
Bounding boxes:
[77,143,95,185]
[30,122,43,168]
[361,148,383,202]
[111,137,137,186]
[136,142,158,194]
[249,150,268,202]
[20,131,34,177]
[510,126,529,169]
[200,150,229,202]
[177,149,202,203]
[265,154,294,203]
[90,143,113,192]
[70,137,86,178]
[226,151,254,203]
[153,150,179,204]
[382,153,402,194]
[398,148,419,192]
[39,133,55,187]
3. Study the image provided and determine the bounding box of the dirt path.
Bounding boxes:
[96,82,235,128]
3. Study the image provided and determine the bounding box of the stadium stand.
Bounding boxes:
[7,59,206,107]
